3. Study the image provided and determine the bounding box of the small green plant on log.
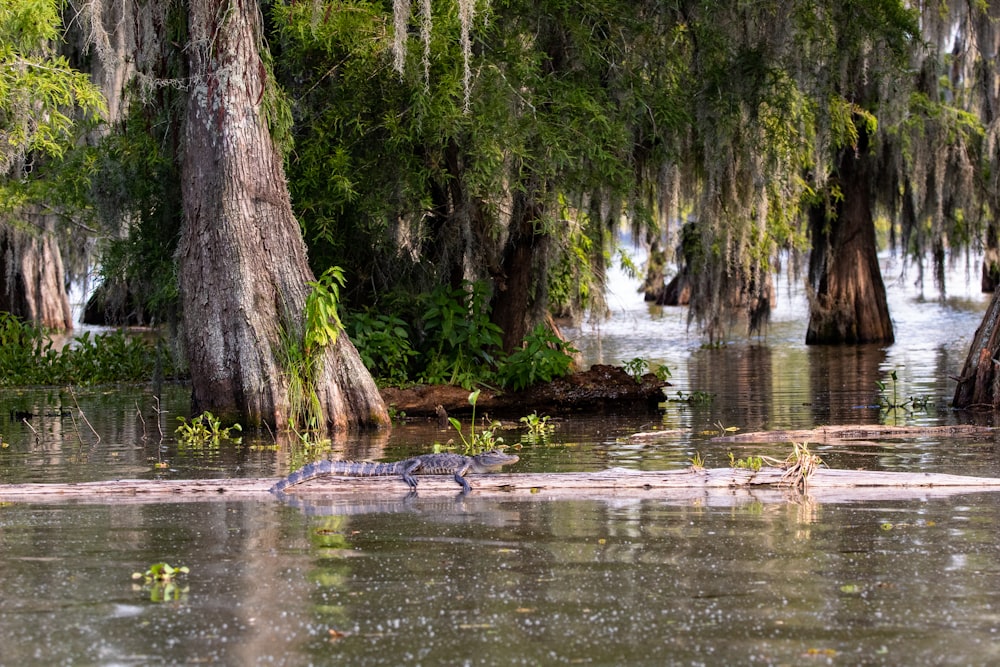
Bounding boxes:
[776,442,823,490]
[689,451,706,470]
[175,411,242,445]
[131,562,190,603]
[728,452,764,471]
[278,267,345,436]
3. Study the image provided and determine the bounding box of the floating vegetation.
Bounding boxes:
[175,411,242,446]
[519,412,556,445]
[132,562,190,603]
[876,369,932,423]
[665,390,715,405]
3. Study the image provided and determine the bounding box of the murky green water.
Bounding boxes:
[2,255,1000,665]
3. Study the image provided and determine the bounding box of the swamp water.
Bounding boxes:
[3,255,1000,665]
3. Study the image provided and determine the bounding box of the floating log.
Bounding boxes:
[3,466,1000,505]
[708,424,995,445]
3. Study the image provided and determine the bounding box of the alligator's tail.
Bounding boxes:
[270,460,400,495]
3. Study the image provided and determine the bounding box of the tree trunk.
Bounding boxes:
[953,288,1000,408]
[491,188,547,353]
[983,223,999,292]
[0,218,73,330]
[806,131,894,345]
[179,0,388,431]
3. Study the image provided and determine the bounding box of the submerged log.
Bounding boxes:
[4,466,1000,505]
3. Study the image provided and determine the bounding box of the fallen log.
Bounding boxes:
[708,424,994,445]
[381,364,668,417]
[3,466,1000,505]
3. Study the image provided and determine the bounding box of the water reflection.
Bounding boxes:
[4,495,1000,665]
[2,252,1000,665]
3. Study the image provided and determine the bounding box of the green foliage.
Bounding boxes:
[623,358,648,383]
[175,411,242,445]
[519,411,555,445]
[0,312,177,386]
[654,365,672,382]
[278,267,347,435]
[343,282,577,390]
[417,281,503,388]
[519,412,554,437]
[0,0,106,170]
[304,266,346,353]
[728,452,764,472]
[344,310,417,385]
[89,107,184,322]
[276,266,344,437]
[498,324,577,391]
[440,390,505,455]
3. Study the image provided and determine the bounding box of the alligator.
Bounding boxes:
[270,449,519,495]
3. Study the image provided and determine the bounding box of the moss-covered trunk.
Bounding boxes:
[0,218,73,330]
[806,130,893,345]
[179,0,388,431]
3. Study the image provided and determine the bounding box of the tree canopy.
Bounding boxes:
[7,0,1000,402]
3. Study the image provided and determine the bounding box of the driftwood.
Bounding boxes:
[4,466,1000,506]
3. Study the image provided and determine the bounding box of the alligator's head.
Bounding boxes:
[473,449,519,471]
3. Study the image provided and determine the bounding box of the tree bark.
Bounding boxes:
[954,288,1000,408]
[806,130,894,345]
[179,0,388,431]
[491,187,547,353]
[0,218,73,330]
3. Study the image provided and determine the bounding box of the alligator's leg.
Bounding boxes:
[453,461,473,494]
[400,458,423,489]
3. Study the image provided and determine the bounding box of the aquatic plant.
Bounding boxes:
[175,411,242,445]
[440,390,506,455]
[876,369,932,422]
[132,562,190,603]
[667,390,715,405]
[519,412,555,445]
[0,313,178,386]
